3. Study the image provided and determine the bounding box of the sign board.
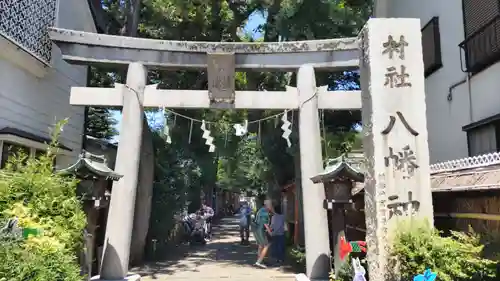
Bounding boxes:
[207,52,235,106]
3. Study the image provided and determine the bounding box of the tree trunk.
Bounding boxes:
[263,0,283,42]
[127,0,141,37]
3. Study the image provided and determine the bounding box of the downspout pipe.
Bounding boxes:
[467,73,473,123]
[447,77,467,102]
[447,74,473,123]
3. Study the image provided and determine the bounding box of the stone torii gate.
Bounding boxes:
[50,18,434,281]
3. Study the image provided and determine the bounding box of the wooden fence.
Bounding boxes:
[343,190,500,260]
[433,190,500,245]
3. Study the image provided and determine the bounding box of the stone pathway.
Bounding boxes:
[132,216,298,280]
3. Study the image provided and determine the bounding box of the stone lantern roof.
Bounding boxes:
[57,150,122,181]
[311,152,365,184]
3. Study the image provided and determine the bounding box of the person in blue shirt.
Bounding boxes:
[238,201,252,245]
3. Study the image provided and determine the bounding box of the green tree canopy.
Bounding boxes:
[86,0,371,198]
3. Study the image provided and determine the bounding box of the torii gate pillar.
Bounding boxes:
[97,62,146,281]
[298,65,331,280]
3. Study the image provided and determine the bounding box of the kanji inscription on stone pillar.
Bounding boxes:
[359,18,434,281]
[207,52,235,107]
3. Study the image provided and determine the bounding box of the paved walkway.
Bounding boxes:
[132,216,298,280]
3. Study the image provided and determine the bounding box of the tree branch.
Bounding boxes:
[263,0,282,42]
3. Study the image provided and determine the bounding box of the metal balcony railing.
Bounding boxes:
[459,14,500,74]
[0,0,57,65]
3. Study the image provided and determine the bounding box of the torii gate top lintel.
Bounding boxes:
[48,27,359,71]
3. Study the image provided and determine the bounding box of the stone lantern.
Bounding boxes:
[57,151,122,278]
[310,153,364,277]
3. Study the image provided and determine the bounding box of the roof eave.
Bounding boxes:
[311,162,365,183]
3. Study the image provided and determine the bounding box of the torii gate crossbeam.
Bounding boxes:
[49,28,359,71]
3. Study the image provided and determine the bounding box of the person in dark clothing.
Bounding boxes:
[270,204,286,264]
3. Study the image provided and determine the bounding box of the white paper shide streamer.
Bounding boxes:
[351,257,367,281]
[162,108,172,144]
[163,109,295,150]
[281,110,292,147]
[233,120,248,136]
[201,120,216,152]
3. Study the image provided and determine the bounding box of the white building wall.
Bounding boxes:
[0,0,96,168]
[378,0,500,163]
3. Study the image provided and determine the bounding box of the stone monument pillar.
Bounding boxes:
[297,65,331,280]
[98,62,147,281]
[359,18,434,281]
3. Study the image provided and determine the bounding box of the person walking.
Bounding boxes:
[239,201,252,245]
[252,199,273,268]
[200,202,214,241]
[270,204,286,264]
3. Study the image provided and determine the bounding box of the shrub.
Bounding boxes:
[0,120,86,281]
[329,255,367,281]
[288,245,306,271]
[389,219,498,281]
[329,220,498,281]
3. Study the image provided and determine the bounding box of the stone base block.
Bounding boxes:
[295,273,310,281]
[90,274,141,281]
[294,274,328,281]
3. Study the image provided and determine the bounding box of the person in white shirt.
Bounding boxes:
[238,201,252,245]
[200,203,214,240]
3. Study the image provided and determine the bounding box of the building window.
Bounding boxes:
[34,149,57,167]
[0,127,69,169]
[0,144,56,169]
[467,125,497,156]
[1,142,31,168]
[34,149,45,159]
[459,0,500,73]
[422,17,442,77]
[463,114,500,156]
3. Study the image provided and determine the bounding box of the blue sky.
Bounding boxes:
[111,12,267,142]
[243,11,266,38]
